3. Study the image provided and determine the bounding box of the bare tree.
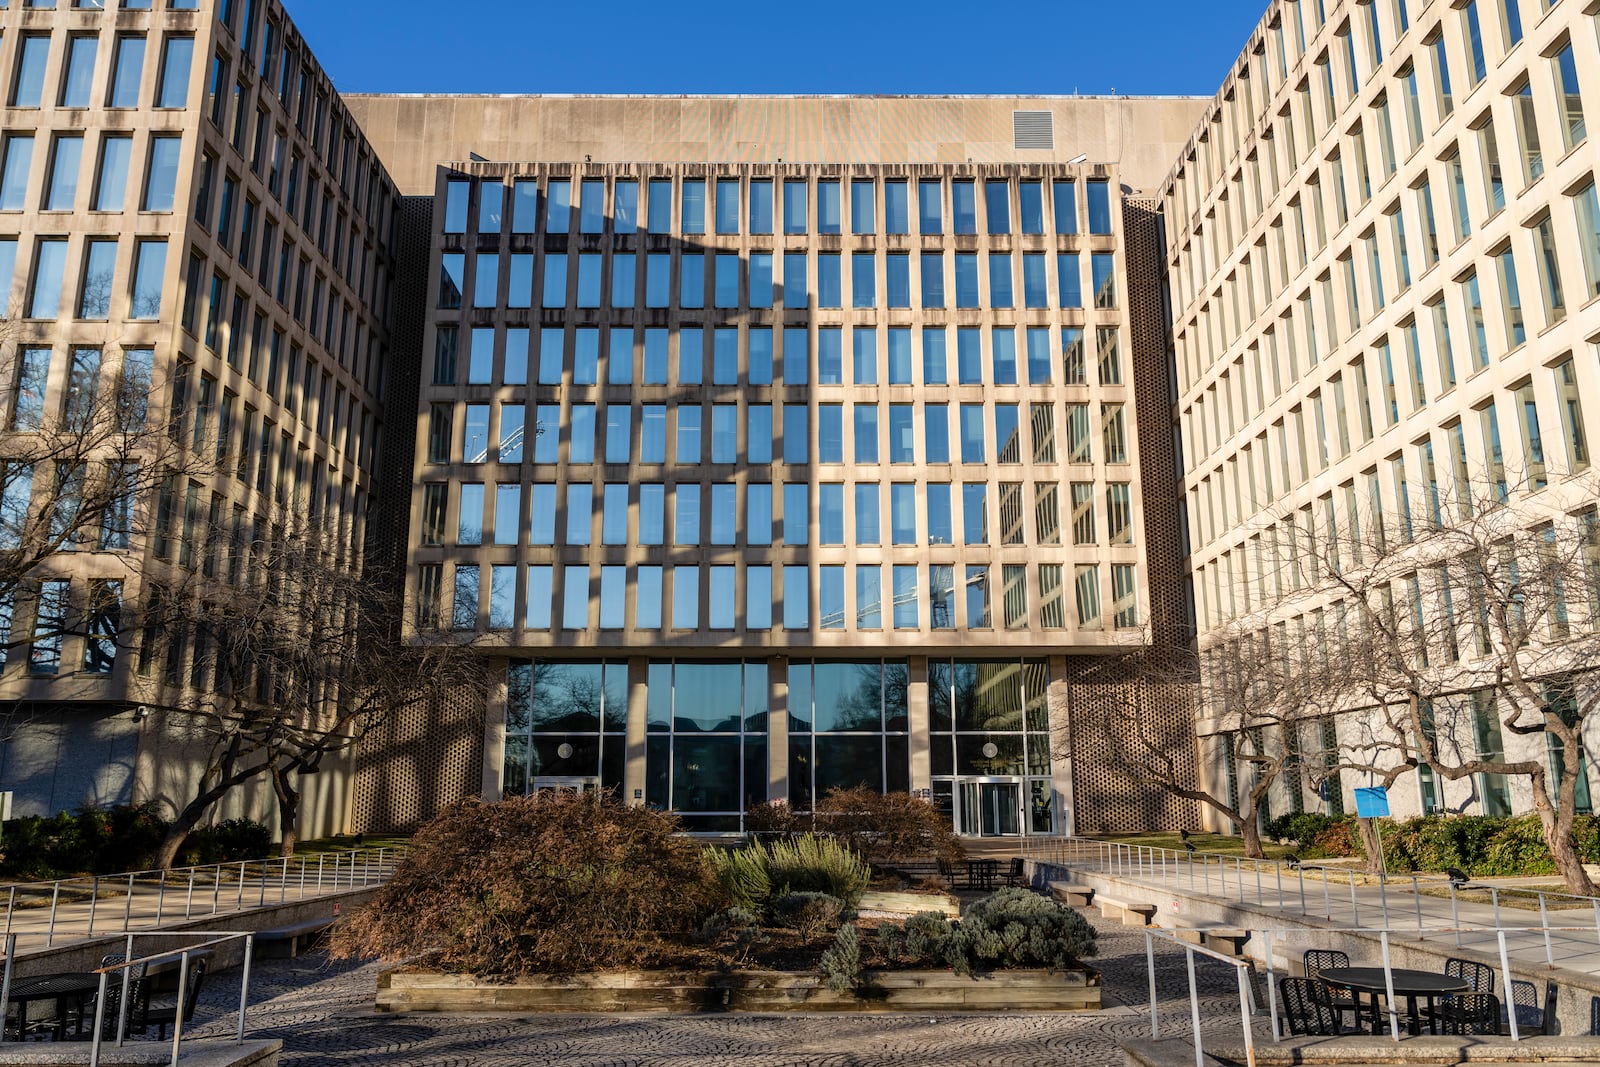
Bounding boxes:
[1100,625,1349,859]
[143,504,489,866]
[1190,467,1600,894]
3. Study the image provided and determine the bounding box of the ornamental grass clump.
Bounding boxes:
[330,792,722,977]
[764,834,870,907]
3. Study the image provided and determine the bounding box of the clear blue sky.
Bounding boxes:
[290,1,1267,98]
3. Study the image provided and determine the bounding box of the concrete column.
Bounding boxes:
[481,663,508,802]
[1048,655,1076,836]
[624,657,650,805]
[907,656,930,793]
[767,656,789,805]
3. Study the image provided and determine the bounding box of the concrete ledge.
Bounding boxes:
[1123,1035,1600,1067]
[0,1039,280,1067]
[376,967,1102,1013]
[856,890,961,919]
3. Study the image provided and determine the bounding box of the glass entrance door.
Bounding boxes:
[957,778,1022,836]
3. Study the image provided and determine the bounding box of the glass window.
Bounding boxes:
[783,565,809,629]
[817,180,840,234]
[715,178,739,234]
[157,36,194,109]
[783,179,807,234]
[1554,43,1587,150]
[954,253,979,308]
[1092,252,1116,308]
[562,565,590,630]
[959,404,985,463]
[679,179,705,234]
[141,135,182,212]
[923,327,947,384]
[680,253,705,308]
[674,483,700,545]
[963,483,988,545]
[1054,180,1077,234]
[990,253,1014,308]
[129,238,166,319]
[1086,181,1112,233]
[783,404,808,465]
[991,328,1018,385]
[546,179,571,233]
[985,180,1010,234]
[885,181,908,233]
[0,134,32,213]
[750,253,772,309]
[855,483,880,545]
[851,251,875,308]
[952,181,976,234]
[919,179,942,233]
[749,179,772,233]
[957,328,981,384]
[783,483,809,546]
[817,253,840,307]
[925,404,950,463]
[886,253,910,308]
[44,136,82,211]
[578,178,605,234]
[1022,253,1047,308]
[12,36,50,108]
[110,36,146,109]
[672,566,699,629]
[61,36,98,108]
[891,483,916,545]
[748,483,773,544]
[639,484,664,544]
[28,239,67,319]
[920,252,944,307]
[635,567,661,629]
[1058,253,1082,307]
[79,240,116,319]
[647,179,671,234]
[851,180,875,233]
[615,180,638,233]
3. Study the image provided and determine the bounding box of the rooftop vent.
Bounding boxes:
[1013,110,1054,150]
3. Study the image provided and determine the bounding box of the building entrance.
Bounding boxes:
[956,777,1023,836]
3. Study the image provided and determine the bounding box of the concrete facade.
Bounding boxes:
[0,0,402,840]
[1161,0,1600,825]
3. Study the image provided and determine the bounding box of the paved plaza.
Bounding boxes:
[175,911,1249,1066]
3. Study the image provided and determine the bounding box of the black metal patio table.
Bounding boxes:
[4,972,101,1041]
[1316,966,1471,1035]
[967,859,1000,891]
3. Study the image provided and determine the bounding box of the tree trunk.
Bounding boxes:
[271,761,300,859]
[1356,817,1386,875]
[1239,811,1266,859]
[153,800,212,871]
[1538,799,1598,896]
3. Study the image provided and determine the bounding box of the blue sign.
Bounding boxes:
[1354,787,1391,819]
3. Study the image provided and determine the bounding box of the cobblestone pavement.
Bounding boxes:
[171,911,1262,1066]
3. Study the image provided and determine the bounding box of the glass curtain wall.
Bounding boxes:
[788,660,910,811]
[928,659,1054,834]
[504,660,627,795]
[646,661,768,831]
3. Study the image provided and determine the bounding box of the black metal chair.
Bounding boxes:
[67,973,150,1042]
[1504,980,1558,1036]
[1003,856,1026,887]
[144,959,205,1040]
[1302,950,1357,1027]
[1440,992,1501,1036]
[1589,995,1599,1036]
[1444,957,1495,994]
[1281,977,1344,1037]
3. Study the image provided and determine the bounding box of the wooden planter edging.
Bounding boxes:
[376,966,1101,1013]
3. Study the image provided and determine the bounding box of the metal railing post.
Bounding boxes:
[155,871,166,926]
[122,872,135,931]
[237,934,254,1043]
[236,861,247,908]
[1264,929,1281,1042]
[1450,881,1462,948]
[1490,887,1502,931]
[1592,898,1600,949]
[1379,931,1401,1042]
[1186,946,1205,1067]
[46,882,61,946]
[1497,932,1520,1041]
[280,858,289,904]
[88,969,110,1067]
[1349,870,1360,928]
[1379,872,1391,930]
[1146,930,1160,1039]
[211,865,222,915]
[116,932,134,1046]
[1539,894,1554,967]
[1235,964,1257,1067]
[186,868,196,918]
[259,861,269,907]
[1412,876,1424,938]
[170,950,191,1067]
[1321,869,1331,920]
[0,932,16,1046]
[299,855,308,900]
[88,876,100,936]
[318,853,326,892]
[3,886,13,938]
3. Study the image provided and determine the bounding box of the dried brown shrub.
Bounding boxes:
[330,792,722,977]
[814,788,966,864]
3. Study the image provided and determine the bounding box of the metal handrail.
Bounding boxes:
[1021,836,1600,951]
[2,928,259,1066]
[1,844,406,947]
[1143,920,1598,1066]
